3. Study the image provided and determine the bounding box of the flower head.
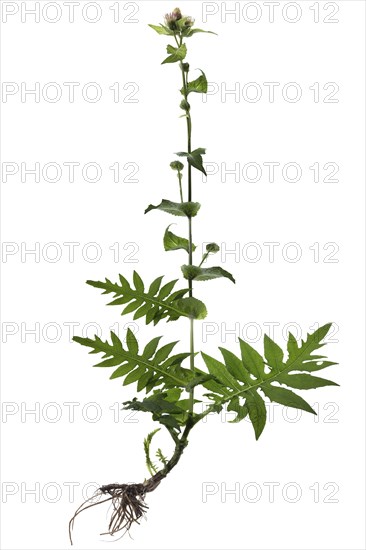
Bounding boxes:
[164,7,182,30]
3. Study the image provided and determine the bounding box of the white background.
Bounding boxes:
[1,1,365,549]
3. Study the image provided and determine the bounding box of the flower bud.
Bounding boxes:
[180,99,190,111]
[184,16,195,28]
[170,161,184,171]
[164,7,182,30]
[182,62,190,72]
[206,243,220,254]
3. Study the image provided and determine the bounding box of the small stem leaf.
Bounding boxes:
[174,297,207,320]
[185,28,218,37]
[162,43,187,64]
[181,70,208,95]
[276,373,339,390]
[145,199,201,218]
[164,225,196,253]
[245,392,267,440]
[261,385,316,415]
[181,265,235,283]
[148,24,173,36]
[176,148,207,175]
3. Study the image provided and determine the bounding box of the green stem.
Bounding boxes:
[175,33,195,414]
[177,170,183,202]
[199,252,209,267]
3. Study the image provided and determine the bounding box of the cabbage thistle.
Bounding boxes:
[69,8,338,544]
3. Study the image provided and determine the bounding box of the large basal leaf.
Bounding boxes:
[145,199,201,218]
[86,271,207,324]
[162,44,187,64]
[164,225,196,253]
[73,329,195,394]
[176,148,207,176]
[200,323,338,439]
[181,70,208,95]
[181,265,235,284]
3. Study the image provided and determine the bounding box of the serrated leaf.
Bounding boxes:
[176,148,207,176]
[227,396,248,423]
[126,328,138,355]
[276,373,339,390]
[181,265,235,284]
[124,365,146,386]
[239,339,265,379]
[164,225,196,253]
[264,335,284,373]
[162,43,187,64]
[219,347,251,384]
[142,336,162,359]
[148,276,163,296]
[133,271,144,293]
[245,392,267,440]
[154,341,179,363]
[145,199,201,218]
[261,385,315,415]
[202,353,242,391]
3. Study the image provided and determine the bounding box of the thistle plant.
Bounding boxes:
[69,7,338,544]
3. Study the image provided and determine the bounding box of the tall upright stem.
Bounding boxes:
[177,36,195,414]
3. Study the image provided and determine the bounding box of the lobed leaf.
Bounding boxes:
[86,271,207,324]
[197,323,338,439]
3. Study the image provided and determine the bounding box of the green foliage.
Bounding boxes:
[73,329,195,393]
[162,44,187,64]
[176,148,207,175]
[145,199,201,218]
[148,23,173,36]
[181,70,208,95]
[181,265,235,283]
[164,225,196,253]
[86,271,207,324]
[200,324,338,439]
[144,428,160,476]
[123,388,196,431]
[185,28,217,37]
[73,11,338,492]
